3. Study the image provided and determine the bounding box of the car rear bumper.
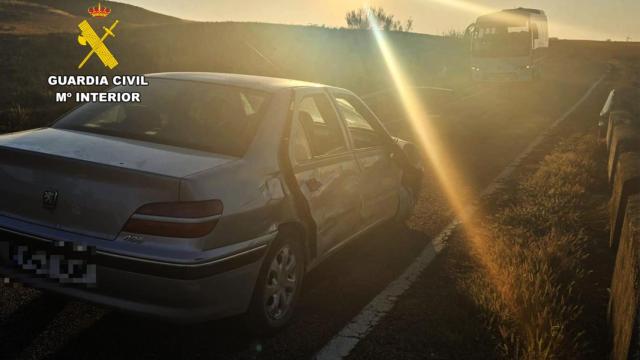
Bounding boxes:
[0,216,274,323]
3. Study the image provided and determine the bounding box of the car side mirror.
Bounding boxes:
[531,25,539,40]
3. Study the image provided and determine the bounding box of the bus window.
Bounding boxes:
[473,22,532,57]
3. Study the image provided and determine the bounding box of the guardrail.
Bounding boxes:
[605,86,640,360]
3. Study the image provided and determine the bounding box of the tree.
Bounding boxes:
[345,7,413,32]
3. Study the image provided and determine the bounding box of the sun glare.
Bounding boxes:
[366,9,475,224]
[367,6,522,324]
[364,1,603,229]
[424,0,603,40]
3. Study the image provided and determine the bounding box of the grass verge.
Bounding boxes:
[461,134,609,359]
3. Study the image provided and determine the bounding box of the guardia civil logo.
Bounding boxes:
[50,3,145,103]
[77,2,120,70]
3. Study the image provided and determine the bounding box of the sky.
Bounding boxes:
[117,0,640,41]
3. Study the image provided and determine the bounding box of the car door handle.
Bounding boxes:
[305,178,323,193]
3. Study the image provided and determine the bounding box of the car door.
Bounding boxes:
[288,89,363,255]
[331,91,403,227]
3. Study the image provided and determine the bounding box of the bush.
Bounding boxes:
[345,7,413,32]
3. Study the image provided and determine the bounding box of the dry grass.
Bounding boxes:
[4,104,30,130]
[463,134,601,359]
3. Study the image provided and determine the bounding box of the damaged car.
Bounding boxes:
[0,73,422,332]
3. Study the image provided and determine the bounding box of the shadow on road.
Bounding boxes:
[31,224,430,360]
[0,294,67,358]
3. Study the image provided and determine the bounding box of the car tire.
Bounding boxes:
[245,231,305,334]
[395,185,416,223]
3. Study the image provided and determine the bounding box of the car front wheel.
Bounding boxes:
[395,184,416,223]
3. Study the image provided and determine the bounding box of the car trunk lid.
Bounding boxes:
[0,128,235,240]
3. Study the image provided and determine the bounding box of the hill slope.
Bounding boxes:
[0,0,184,34]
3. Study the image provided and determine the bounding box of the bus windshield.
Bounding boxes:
[473,22,532,58]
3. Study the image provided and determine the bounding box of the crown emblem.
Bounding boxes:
[88,2,111,18]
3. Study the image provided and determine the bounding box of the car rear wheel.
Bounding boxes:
[246,232,305,334]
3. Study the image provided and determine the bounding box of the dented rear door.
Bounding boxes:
[287,88,363,256]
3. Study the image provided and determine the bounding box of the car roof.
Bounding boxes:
[146,72,329,92]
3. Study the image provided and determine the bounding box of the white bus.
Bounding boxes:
[469,8,549,82]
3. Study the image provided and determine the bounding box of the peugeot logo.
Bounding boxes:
[42,190,59,210]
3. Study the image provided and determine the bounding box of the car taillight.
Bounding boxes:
[122,200,223,238]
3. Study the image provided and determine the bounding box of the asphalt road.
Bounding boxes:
[0,43,611,360]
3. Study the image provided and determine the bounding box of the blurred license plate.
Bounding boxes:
[9,242,96,285]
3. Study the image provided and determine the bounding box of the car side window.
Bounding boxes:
[289,118,313,164]
[334,95,385,149]
[294,95,347,159]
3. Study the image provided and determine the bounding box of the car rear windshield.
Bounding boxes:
[53,79,270,157]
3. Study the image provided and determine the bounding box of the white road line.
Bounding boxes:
[445,82,501,107]
[314,74,606,360]
[448,87,490,105]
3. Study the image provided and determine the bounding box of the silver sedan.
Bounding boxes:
[0,73,421,332]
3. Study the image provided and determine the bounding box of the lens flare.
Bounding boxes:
[364,1,602,227]
[366,9,474,223]
[366,8,525,331]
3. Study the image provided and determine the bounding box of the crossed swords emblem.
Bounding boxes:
[77,20,119,69]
